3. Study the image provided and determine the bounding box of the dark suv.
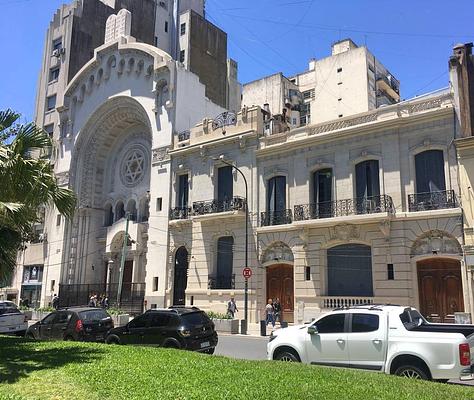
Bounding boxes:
[26,307,113,342]
[105,307,218,353]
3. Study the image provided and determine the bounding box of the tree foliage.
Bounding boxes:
[0,110,76,284]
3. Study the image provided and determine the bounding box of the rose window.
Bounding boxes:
[120,148,146,187]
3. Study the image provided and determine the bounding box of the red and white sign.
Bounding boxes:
[243,267,252,279]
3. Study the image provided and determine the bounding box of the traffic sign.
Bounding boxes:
[243,267,252,279]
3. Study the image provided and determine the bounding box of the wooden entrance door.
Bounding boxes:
[417,259,464,323]
[266,264,294,322]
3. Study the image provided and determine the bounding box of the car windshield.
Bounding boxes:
[0,303,20,316]
[181,312,211,326]
[79,309,110,322]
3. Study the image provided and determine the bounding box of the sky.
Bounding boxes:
[0,0,473,123]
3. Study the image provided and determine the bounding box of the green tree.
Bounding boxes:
[0,110,76,284]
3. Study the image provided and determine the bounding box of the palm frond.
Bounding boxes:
[0,109,19,133]
[11,123,52,157]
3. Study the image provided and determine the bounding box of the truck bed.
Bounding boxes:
[412,323,474,338]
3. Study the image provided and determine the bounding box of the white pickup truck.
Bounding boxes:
[0,301,28,336]
[267,305,474,381]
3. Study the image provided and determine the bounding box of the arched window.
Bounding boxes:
[327,244,373,296]
[115,201,125,221]
[126,199,137,221]
[213,236,234,289]
[312,168,333,218]
[138,197,149,222]
[104,204,114,227]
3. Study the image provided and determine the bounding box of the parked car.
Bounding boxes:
[26,307,113,342]
[0,301,28,336]
[105,306,218,353]
[267,305,474,381]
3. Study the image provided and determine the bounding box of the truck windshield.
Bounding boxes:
[399,308,427,330]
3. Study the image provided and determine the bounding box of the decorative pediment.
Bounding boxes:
[329,224,360,242]
[410,230,462,257]
[261,242,294,264]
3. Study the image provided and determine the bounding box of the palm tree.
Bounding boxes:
[0,109,76,284]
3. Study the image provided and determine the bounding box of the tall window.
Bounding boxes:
[217,166,233,203]
[104,204,114,227]
[267,176,286,212]
[355,160,380,199]
[177,174,189,208]
[327,244,373,296]
[115,201,125,221]
[415,150,445,193]
[313,169,332,218]
[46,95,57,112]
[180,23,186,35]
[215,236,234,289]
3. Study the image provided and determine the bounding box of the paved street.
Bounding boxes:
[215,334,268,360]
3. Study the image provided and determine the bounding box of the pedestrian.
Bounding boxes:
[273,297,282,325]
[103,295,109,309]
[227,297,238,319]
[52,294,59,310]
[88,293,96,307]
[265,299,275,328]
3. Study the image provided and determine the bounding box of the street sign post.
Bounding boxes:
[243,267,252,279]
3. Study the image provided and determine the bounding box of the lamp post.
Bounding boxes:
[213,156,249,334]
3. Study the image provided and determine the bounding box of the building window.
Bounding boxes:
[104,204,114,227]
[338,98,342,102]
[44,124,54,137]
[215,236,234,289]
[154,36,159,47]
[179,50,185,63]
[52,38,62,52]
[180,23,186,35]
[305,266,311,281]
[415,150,445,194]
[292,118,297,125]
[156,197,163,212]
[337,67,342,73]
[46,95,57,112]
[49,67,60,82]
[337,81,342,85]
[56,214,61,226]
[164,21,168,32]
[51,280,55,292]
[217,166,233,203]
[115,201,125,221]
[327,244,373,296]
[355,159,380,199]
[338,114,343,118]
[302,89,315,100]
[387,264,394,280]
[177,174,189,208]
[153,277,159,291]
[313,169,333,218]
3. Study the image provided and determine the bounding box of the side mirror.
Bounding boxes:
[307,325,318,335]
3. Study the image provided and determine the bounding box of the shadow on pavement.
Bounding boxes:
[0,336,104,384]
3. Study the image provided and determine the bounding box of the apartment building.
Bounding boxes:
[167,90,469,324]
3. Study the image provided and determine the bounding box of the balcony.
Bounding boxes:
[169,207,192,220]
[208,274,235,290]
[321,296,374,309]
[294,195,394,221]
[408,190,457,212]
[260,209,293,227]
[192,197,246,217]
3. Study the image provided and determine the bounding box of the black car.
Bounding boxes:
[26,307,113,342]
[105,307,218,353]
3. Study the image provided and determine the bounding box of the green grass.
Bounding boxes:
[0,337,473,400]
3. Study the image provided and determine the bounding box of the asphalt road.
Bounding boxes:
[214,334,473,386]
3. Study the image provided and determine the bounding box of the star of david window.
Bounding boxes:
[120,148,146,187]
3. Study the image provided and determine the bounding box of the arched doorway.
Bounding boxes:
[417,258,464,323]
[266,264,294,322]
[173,247,189,305]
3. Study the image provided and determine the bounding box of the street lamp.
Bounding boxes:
[213,155,249,334]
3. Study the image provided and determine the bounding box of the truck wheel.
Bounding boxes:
[394,365,429,380]
[275,350,300,362]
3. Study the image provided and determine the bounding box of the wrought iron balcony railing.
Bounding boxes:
[169,207,192,220]
[260,209,293,226]
[192,196,246,216]
[208,274,235,290]
[408,190,457,212]
[294,195,394,221]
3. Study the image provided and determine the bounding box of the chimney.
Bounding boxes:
[449,43,474,137]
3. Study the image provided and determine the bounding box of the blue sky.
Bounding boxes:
[0,0,473,122]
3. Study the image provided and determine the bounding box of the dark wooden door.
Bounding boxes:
[417,259,464,323]
[173,247,189,306]
[267,265,294,322]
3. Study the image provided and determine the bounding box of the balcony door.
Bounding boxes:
[177,174,189,208]
[215,236,234,289]
[415,150,445,193]
[217,166,233,203]
[355,160,380,213]
[313,169,332,218]
[173,247,189,306]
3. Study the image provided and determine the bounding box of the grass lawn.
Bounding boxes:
[0,337,473,400]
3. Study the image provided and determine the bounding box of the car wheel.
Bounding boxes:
[394,365,429,380]
[275,350,300,362]
[106,336,120,345]
[163,339,180,349]
[26,333,35,340]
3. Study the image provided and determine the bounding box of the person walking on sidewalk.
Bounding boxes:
[227,297,238,319]
[265,299,275,328]
[273,298,282,325]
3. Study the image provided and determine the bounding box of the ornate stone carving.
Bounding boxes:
[261,242,294,264]
[329,224,360,241]
[105,9,131,44]
[410,230,462,256]
[152,146,170,164]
